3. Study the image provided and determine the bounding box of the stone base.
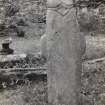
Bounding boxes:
[0,54,27,63]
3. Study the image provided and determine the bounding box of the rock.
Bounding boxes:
[17,19,28,26]
[78,8,99,33]
[0,54,27,63]
[84,36,105,60]
[16,28,25,37]
[0,38,14,55]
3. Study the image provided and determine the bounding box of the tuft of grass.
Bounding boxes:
[0,79,47,105]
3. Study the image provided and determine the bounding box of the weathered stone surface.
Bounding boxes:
[84,36,105,60]
[41,0,86,105]
[0,54,26,63]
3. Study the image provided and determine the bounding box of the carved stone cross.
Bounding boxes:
[40,0,86,105]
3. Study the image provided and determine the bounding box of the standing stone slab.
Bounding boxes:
[41,0,86,105]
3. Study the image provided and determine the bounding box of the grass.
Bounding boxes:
[0,78,47,105]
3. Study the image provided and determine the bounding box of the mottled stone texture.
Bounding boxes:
[42,0,86,105]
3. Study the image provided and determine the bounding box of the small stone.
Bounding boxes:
[0,38,14,55]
